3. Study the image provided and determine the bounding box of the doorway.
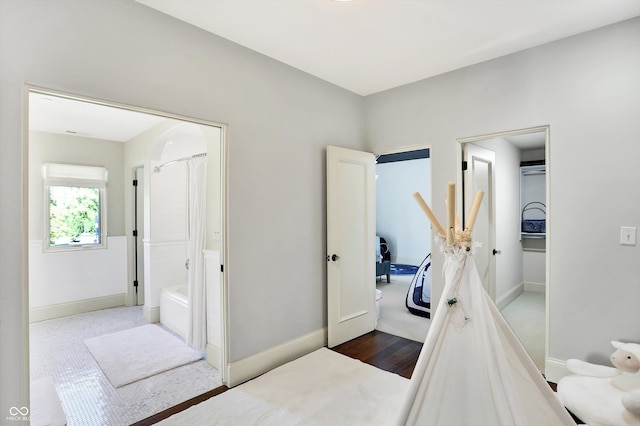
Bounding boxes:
[374,147,432,343]
[26,87,228,424]
[326,144,432,347]
[457,126,549,372]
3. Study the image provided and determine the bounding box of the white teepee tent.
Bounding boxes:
[398,186,574,425]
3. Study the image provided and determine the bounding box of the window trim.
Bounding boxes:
[43,163,108,252]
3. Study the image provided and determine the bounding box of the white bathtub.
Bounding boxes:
[160,285,188,339]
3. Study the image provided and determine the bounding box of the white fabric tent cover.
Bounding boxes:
[397,242,575,425]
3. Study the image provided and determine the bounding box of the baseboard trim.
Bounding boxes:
[206,344,221,370]
[524,281,546,293]
[545,357,570,384]
[29,293,125,323]
[226,328,327,388]
[144,305,160,324]
[496,282,524,310]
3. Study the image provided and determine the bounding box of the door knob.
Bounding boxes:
[492,249,501,255]
[327,254,340,262]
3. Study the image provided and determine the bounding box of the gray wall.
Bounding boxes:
[365,17,640,372]
[0,0,363,412]
[2,0,639,412]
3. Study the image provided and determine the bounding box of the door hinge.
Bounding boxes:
[462,161,468,171]
[220,264,224,273]
[133,179,138,186]
[133,280,138,288]
[133,230,138,237]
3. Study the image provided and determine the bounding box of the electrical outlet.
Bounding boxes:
[620,226,636,246]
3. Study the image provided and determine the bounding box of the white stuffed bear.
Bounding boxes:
[558,341,640,425]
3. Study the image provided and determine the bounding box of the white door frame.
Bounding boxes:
[456,125,550,370]
[24,85,231,387]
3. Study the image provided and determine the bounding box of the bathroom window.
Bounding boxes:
[43,163,108,251]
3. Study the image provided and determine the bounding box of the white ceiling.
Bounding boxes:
[504,132,546,150]
[30,1,640,141]
[138,0,640,96]
[29,92,167,142]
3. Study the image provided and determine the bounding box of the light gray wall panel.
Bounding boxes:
[0,0,364,411]
[364,17,640,365]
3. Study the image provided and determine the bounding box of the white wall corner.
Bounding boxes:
[496,282,524,310]
[144,305,160,323]
[545,357,570,384]
[206,344,221,370]
[226,328,327,388]
[524,281,546,293]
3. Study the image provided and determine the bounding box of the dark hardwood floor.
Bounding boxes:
[331,329,423,379]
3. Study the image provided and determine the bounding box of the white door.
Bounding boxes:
[463,143,496,300]
[326,145,376,348]
[134,166,145,306]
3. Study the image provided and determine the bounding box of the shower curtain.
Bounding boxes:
[187,157,207,352]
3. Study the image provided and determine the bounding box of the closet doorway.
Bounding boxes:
[457,126,549,373]
[374,146,432,343]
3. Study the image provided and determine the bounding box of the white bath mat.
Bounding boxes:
[30,376,67,426]
[85,324,202,388]
[158,348,409,425]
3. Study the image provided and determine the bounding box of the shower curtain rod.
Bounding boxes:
[154,152,207,173]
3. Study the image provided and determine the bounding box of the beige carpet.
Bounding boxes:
[376,275,430,342]
[500,291,546,373]
[159,348,409,425]
[376,275,545,374]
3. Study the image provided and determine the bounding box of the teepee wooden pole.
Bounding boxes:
[413,192,445,237]
[465,190,485,233]
[445,199,462,231]
[447,182,455,245]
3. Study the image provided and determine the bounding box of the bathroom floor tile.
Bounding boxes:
[30,306,222,425]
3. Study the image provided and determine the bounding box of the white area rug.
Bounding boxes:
[84,324,202,388]
[30,376,66,426]
[159,348,409,425]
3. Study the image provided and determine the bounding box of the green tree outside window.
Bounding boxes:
[49,186,100,246]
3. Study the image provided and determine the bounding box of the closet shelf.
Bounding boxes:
[521,232,546,239]
[520,165,546,240]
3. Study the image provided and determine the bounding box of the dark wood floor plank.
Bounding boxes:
[331,330,423,379]
[374,340,423,378]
